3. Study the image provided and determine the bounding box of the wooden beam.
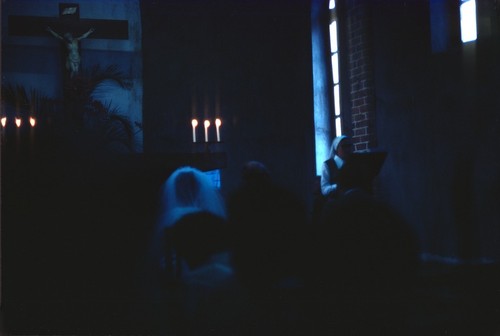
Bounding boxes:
[8,15,129,40]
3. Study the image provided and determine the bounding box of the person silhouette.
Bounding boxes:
[138,166,228,334]
[147,166,227,282]
[47,26,95,78]
[227,162,312,334]
[158,166,226,229]
[320,135,353,198]
[313,190,419,334]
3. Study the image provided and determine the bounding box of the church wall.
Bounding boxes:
[1,0,144,151]
[2,0,316,210]
[1,2,147,332]
[2,0,499,334]
[140,0,316,205]
[370,0,500,261]
[1,2,316,332]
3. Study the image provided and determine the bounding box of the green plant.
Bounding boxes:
[1,64,136,153]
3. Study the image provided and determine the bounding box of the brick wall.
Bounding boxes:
[346,0,376,151]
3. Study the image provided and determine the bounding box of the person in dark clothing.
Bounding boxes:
[313,190,420,335]
[320,135,353,198]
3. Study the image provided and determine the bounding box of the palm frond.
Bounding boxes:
[86,64,132,91]
[1,84,60,116]
[104,114,135,148]
[84,99,135,150]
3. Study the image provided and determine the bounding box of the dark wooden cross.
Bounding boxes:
[8,3,129,40]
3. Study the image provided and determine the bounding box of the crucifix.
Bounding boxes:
[46,25,95,78]
[8,3,130,126]
[8,3,129,79]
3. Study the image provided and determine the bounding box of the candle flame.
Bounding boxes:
[30,117,36,127]
[204,120,210,128]
[15,118,22,128]
[191,119,198,127]
[215,118,221,127]
[1,117,6,127]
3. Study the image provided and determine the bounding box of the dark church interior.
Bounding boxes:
[2,0,500,334]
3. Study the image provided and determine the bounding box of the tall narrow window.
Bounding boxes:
[460,0,477,43]
[329,0,343,136]
[311,0,345,175]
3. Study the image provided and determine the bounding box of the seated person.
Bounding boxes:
[320,135,353,198]
[145,166,227,289]
[160,166,227,272]
[240,160,272,187]
[314,191,419,334]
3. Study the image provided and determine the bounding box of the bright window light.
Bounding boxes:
[329,22,338,52]
[312,0,343,175]
[460,0,477,43]
[335,117,342,136]
[334,85,340,116]
[330,10,342,138]
[331,53,339,84]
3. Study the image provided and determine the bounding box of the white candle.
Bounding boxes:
[204,120,210,142]
[215,118,221,142]
[191,119,198,142]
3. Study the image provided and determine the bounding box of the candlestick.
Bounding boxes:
[191,119,198,142]
[30,117,36,153]
[215,118,221,142]
[204,120,210,142]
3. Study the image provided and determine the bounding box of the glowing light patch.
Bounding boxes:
[460,0,477,43]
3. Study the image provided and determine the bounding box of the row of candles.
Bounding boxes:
[191,118,222,143]
[1,116,37,128]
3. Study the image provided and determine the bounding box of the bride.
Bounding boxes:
[158,166,226,229]
[146,166,227,285]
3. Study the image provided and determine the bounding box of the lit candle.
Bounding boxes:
[191,119,198,142]
[204,120,210,142]
[215,118,221,142]
[29,117,36,127]
[15,117,21,128]
[1,117,6,127]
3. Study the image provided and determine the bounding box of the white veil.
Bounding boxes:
[157,166,226,229]
[144,166,227,291]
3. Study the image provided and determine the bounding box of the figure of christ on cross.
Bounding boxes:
[46,26,95,78]
[9,6,129,82]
